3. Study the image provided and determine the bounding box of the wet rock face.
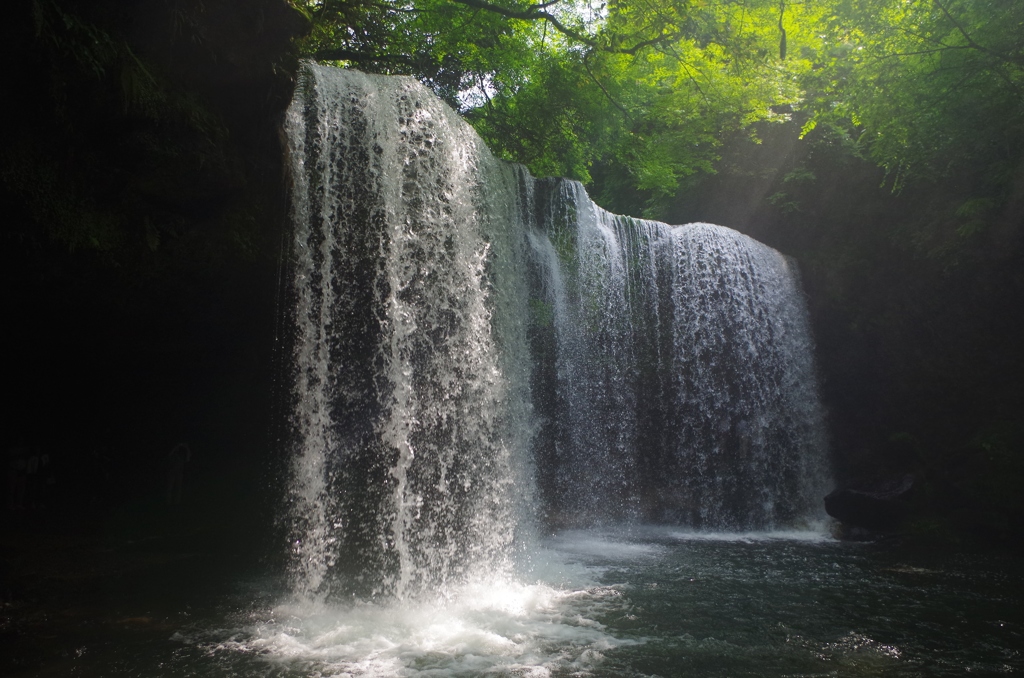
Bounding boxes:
[121,0,311,220]
[0,1,311,496]
[131,0,311,135]
[4,0,311,254]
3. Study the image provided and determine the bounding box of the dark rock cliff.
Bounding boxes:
[1,0,308,520]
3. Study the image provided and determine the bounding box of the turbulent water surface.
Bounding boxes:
[26,530,1024,677]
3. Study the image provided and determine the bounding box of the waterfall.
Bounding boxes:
[282,66,536,601]
[528,179,830,529]
[282,64,830,600]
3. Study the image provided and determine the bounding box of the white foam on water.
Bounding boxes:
[544,530,665,562]
[540,527,830,564]
[206,567,638,677]
[659,527,833,543]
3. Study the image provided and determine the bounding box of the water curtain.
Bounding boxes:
[282,65,830,600]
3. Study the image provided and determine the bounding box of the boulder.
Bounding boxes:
[824,474,914,532]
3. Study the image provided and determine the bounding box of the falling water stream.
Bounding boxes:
[8,63,1021,678]
[281,64,830,602]
[282,65,537,602]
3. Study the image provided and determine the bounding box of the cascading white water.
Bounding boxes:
[282,64,830,600]
[529,181,829,529]
[283,65,537,601]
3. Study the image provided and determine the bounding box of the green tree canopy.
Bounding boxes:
[805,0,1024,257]
[298,0,825,214]
[298,0,1024,234]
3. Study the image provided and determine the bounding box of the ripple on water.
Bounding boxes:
[158,532,1022,678]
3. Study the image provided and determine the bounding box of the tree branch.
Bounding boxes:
[313,48,417,66]
[447,0,595,45]
[933,0,1024,68]
[445,0,679,55]
[778,0,787,61]
[583,52,632,123]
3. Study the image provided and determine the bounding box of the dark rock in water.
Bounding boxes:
[825,474,914,532]
[829,523,881,541]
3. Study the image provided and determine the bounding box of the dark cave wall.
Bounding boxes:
[0,0,309,517]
